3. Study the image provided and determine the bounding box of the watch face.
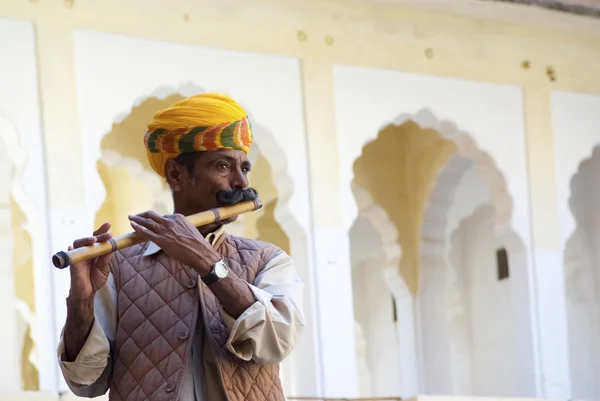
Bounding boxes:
[214,261,229,278]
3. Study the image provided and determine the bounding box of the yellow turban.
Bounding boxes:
[144,93,253,177]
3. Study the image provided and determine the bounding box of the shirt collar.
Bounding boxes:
[143,225,226,257]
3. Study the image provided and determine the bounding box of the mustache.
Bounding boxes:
[216,187,259,206]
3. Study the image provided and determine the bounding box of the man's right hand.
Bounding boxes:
[68,222,115,300]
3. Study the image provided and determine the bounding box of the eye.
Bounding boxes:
[219,163,229,170]
[242,166,251,174]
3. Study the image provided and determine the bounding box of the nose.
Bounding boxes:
[231,166,248,189]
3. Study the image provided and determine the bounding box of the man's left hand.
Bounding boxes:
[129,211,220,276]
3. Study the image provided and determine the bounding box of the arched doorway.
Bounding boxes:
[349,113,456,398]
[417,110,531,397]
[349,109,533,398]
[0,114,39,391]
[350,186,404,398]
[564,145,600,400]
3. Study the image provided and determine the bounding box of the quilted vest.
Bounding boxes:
[107,233,286,401]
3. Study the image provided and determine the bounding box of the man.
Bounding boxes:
[57,93,305,401]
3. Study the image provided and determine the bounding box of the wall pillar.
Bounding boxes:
[523,85,571,398]
[301,57,359,397]
[393,286,419,398]
[35,21,86,392]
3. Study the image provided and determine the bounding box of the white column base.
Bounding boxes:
[313,227,359,397]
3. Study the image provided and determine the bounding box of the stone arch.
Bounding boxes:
[349,111,460,398]
[351,184,403,295]
[564,145,600,400]
[350,184,403,306]
[94,90,186,234]
[446,204,496,393]
[399,109,531,396]
[350,183,409,398]
[92,84,310,395]
[0,112,40,390]
[247,128,296,254]
[87,84,203,223]
[350,107,531,397]
[353,320,372,397]
[98,149,173,214]
[410,109,513,273]
[353,114,458,296]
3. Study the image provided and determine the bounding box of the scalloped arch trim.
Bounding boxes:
[0,112,40,388]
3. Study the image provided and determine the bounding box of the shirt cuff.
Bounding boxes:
[218,283,273,361]
[57,319,110,386]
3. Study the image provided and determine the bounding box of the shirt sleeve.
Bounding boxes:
[56,271,118,396]
[218,250,305,364]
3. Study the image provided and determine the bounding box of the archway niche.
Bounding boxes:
[93,85,309,395]
[94,93,182,234]
[349,116,453,398]
[349,188,403,398]
[349,109,532,398]
[0,114,39,390]
[564,145,600,400]
[416,111,531,397]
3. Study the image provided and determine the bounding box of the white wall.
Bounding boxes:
[563,151,600,399]
[552,91,600,249]
[350,216,402,398]
[332,64,538,397]
[353,259,402,398]
[61,28,319,396]
[0,17,55,392]
[446,168,491,396]
[420,162,532,397]
[418,244,453,395]
[450,204,522,397]
[446,168,492,239]
[552,91,600,400]
[420,165,492,395]
[0,122,21,391]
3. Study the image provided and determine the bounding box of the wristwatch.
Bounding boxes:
[201,259,229,286]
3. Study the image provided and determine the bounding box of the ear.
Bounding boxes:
[164,159,185,191]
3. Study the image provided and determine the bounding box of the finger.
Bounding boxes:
[93,222,111,237]
[135,210,167,224]
[73,237,97,248]
[95,232,113,243]
[172,213,192,226]
[95,252,114,276]
[129,215,160,233]
[130,220,159,241]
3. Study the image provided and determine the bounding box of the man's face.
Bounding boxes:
[165,149,251,219]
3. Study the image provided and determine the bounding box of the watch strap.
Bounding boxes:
[201,272,220,286]
[201,259,227,286]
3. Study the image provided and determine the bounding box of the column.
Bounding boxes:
[301,56,359,397]
[523,85,571,399]
[395,291,419,398]
[36,21,88,392]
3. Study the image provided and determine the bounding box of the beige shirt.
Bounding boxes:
[57,228,304,400]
